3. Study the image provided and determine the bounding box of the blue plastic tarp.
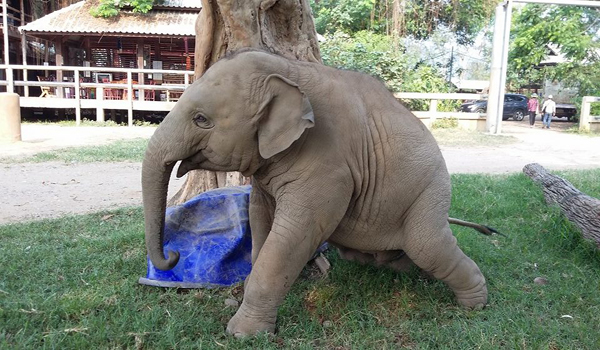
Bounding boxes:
[139,186,253,288]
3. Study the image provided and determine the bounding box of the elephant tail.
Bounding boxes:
[448,218,506,237]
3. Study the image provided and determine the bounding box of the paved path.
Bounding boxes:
[1,121,598,224]
[442,121,600,174]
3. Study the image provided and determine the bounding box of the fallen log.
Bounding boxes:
[523,163,600,248]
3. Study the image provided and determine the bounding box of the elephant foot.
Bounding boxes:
[226,304,276,337]
[454,279,488,310]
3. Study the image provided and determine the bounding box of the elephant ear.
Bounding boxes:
[255,74,315,159]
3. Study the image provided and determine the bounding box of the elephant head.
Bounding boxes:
[142,51,315,270]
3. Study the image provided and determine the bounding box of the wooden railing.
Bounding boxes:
[0,64,194,126]
[394,92,487,130]
[0,64,489,130]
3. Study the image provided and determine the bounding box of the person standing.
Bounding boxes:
[528,93,539,127]
[541,95,556,129]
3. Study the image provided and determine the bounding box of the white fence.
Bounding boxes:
[0,64,488,129]
[579,96,600,132]
[0,64,194,126]
[394,92,487,130]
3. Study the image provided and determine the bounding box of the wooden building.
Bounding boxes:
[18,0,199,98]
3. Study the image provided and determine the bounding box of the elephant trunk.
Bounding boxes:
[142,131,180,271]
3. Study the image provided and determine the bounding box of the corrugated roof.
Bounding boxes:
[19,1,198,37]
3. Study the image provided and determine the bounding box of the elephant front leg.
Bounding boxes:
[248,185,275,265]
[227,196,348,337]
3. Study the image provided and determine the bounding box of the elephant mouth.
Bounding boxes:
[176,152,207,178]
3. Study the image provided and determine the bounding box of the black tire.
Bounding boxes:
[475,108,485,114]
[513,110,525,121]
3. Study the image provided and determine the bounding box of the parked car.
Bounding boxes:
[460,93,529,121]
[554,103,577,121]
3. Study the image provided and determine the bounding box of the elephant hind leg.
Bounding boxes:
[402,221,487,308]
[400,194,487,309]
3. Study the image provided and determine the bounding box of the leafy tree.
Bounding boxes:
[90,0,154,17]
[320,31,455,111]
[312,0,499,45]
[509,4,600,108]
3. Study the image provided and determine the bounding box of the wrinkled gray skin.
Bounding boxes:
[142,50,487,336]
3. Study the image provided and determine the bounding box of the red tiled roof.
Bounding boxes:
[19,1,199,37]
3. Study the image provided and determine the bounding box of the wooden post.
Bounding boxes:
[2,0,13,92]
[137,39,145,101]
[19,0,25,95]
[55,39,64,98]
[127,70,133,127]
[21,32,28,97]
[44,40,50,73]
[96,86,105,122]
[429,99,438,125]
[184,37,191,71]
[578,96,600,132]
[74,69,81,125]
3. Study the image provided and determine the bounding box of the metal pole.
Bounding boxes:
[486,3,506,134]
[493,0,514,135]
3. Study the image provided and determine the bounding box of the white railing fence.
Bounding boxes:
[0,64,194,127]
[394,92,487,130]
[0,64,488,130]
[579,96,600,132]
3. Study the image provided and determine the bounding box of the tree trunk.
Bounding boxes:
[523,163,600,248]
[168,0,322,206]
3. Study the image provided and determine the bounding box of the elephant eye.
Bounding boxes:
[193,113,213,128]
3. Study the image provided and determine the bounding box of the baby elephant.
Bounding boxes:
[142,50,488,336]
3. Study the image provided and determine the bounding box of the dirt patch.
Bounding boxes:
[0,161,184,223]
[1,121,599,224]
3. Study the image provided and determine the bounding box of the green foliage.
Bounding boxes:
[311,0,498,45]
[591,102,600,116]
[320,31,408,91]
[312,0,378,34]
[0,138,149,164]
[90,0,154,18]
[431,117,459,129]
[510,5,599,71]
[320,31,454,111]
[509,5,600,103]
[1,170,600,348]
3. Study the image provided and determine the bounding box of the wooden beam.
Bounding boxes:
[55,39,64,98]
[137,38,145,101]
[3,0,13,92]
[21,32,28,96]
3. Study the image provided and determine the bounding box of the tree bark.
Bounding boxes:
[168,0,322,206]
[523,163,600,248]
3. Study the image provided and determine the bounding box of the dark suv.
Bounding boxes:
[460,93,529,121]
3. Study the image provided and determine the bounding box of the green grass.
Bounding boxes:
[564,125,600,137]
[1,138,149,163]
[432,128,518,147]
[1,171,600,348]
